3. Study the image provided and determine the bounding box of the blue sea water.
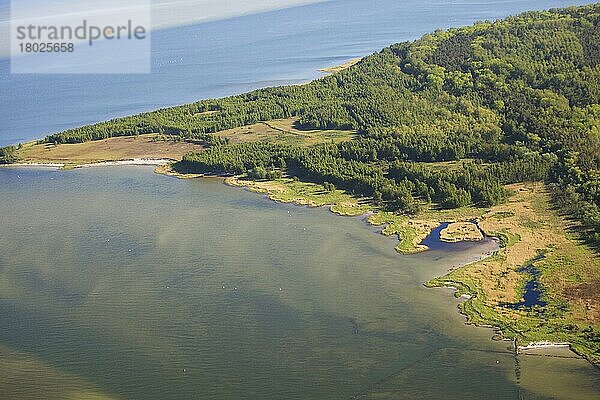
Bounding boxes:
[0,0,593,146]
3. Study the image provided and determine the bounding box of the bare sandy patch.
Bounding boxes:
[319,58,361,74]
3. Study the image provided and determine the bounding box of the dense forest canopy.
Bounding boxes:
[5,4,600,244]
[0,146,17,164]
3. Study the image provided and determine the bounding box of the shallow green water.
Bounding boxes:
[0,166,598,399]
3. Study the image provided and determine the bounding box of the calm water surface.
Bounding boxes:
[0,166,599,399]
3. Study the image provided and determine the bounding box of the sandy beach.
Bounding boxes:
[1,158,172,169]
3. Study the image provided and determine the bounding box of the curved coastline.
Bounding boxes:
[4,154,594,366]
[3,158,592,366]
[1,158,173,169]
[188,173,593,364]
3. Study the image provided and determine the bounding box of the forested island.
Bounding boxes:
[3,4,599,364]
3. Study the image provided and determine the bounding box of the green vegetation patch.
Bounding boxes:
[427,261,600,366]
[2,2,599,367]
[490,229,521,248]
[368,212,437,254]
[426,190,600,366]
[0,145,19,164]
[491,211,515,220]
[225,176,373,217]
[214,118,357,147]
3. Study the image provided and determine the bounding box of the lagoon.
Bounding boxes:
[0,166,598,399]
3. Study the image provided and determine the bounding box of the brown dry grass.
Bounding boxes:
[460,183,600,322]
[215,118,356,146]
[428,183,600,364]
[16,135,204,165]
[15,118,355,166]
[440,222,483,242]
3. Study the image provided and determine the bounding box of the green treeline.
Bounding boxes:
[179,141,554,212]
[4,4,600,244]
[0,146,17,164]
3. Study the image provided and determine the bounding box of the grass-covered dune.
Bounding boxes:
[2,4,599,364]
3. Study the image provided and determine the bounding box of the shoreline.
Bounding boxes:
[435,282,585,361]
[319,58,362,74]
[151,168,489,254]
[213,175,588,362]
[2,162,66,168]
[425,184,600,367]
[3,161,593,365]
[1,158,173,170]
[518,341,571,351]
[2,59,363,150]
[209,174,596,364]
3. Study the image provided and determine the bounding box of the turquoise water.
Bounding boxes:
[0,166,599,399]
[0,0,594,146]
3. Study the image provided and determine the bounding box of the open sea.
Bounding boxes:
[1,1,599,399]
[0,0,594,146]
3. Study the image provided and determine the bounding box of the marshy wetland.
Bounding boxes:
[1,166,599,399]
